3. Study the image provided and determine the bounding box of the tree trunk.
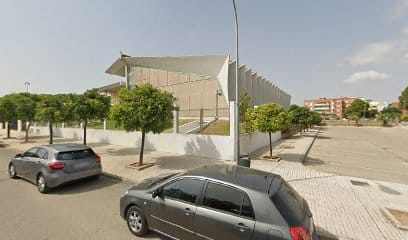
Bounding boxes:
[49,121,53,144]
[269,132,273,158]
[83,119,87,145]
[25,122,31,143]
[139,130,145,166]
[7,122,10,139]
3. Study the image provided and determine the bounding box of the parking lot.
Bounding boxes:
[0,147,163,240]
[304,126,408,184]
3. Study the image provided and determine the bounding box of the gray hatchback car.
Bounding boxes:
[120,164,317,240]
[8,144,102,193]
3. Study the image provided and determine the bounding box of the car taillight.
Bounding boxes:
[290,226,311,240]
[48,161,65,170]
[95,155,101,163]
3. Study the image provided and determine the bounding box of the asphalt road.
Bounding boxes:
[0,146,163,240]
[304,126,408,184]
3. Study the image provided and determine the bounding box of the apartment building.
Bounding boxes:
[304,97,358,119]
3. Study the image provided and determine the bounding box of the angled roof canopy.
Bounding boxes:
[105,55,229,78]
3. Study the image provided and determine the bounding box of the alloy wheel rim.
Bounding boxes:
[128,211,142,233]
[38,176,45,191]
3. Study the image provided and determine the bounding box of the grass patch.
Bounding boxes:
[200,120,230,136]
[87,120,125,130]
[179,119,196,126]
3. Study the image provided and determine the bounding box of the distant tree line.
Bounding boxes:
[0,90,110,144]
[239,93,322,159]
[0,84,175,167]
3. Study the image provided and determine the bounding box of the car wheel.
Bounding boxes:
[8,164,17,179]
[37,174,49,194]
[126,206,148,236]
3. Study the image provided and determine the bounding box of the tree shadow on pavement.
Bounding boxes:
[48,175,121,195]
[303,156,327,166]
[103,147,153,157]
[315,135,331,139]
[275,153,305,162]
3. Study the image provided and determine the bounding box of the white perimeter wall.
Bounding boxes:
[30,126,280,161]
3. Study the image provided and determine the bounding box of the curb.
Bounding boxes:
[101,171,137,185]
[300,127,321,163]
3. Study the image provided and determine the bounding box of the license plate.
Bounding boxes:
[75,162,89,169]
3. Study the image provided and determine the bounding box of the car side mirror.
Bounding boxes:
[15,153,22,158]
[152,187,163,199]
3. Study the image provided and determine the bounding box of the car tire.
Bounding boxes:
[8,164,17,179]
[126,206,148,236]
[37,174,49,194]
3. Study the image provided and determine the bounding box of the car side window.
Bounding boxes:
[37,148,48,160]
[162,178,205,204]
[202,182,254,219]
[23,148,39,158]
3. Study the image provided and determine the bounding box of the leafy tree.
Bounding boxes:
[344,99,369,126]
[111,84,174,165]
[35,95,65,144]
[244,108,257,133]
[239,90,252,132]
[58,93,77,124]
[297,107,313,133]
[15,93,39,142]
[378,107,401,126]
[288,105,303,132]
[253,103,290,158]
[365,109,378,119]
[399,85,408,111]
[0,94,18,138]
[289,104,301,112]
[309,111,322,126]
[74,89,110,145]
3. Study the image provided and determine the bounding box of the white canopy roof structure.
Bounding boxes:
[105,54,291,110]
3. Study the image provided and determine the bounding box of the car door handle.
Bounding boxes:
[184,208,194,216]
[237,223,250,232]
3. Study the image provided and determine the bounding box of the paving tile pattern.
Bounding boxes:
[251,129,408,240]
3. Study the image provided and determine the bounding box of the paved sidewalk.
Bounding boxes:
[1,133,226,183]
[250,128,408,240]
[3,129,408,240]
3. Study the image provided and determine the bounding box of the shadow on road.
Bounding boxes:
[303,156,327,166]
[48,176,121,195]
[103,147,153,157]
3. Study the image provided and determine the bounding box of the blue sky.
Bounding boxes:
[0,0,407,104]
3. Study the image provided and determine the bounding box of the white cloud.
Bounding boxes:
[344,70,391,84]
[345,43,394,66]
[389,0,408,21]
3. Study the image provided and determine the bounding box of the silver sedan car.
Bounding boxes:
[8,144,102,193]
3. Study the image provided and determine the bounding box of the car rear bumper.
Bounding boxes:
[45,168,102,188]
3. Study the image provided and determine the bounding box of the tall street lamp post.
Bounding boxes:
[25,82,30,93]
[232,0,240,165]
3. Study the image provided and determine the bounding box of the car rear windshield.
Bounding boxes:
[271,180,306,226]
[56,149,95,160]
